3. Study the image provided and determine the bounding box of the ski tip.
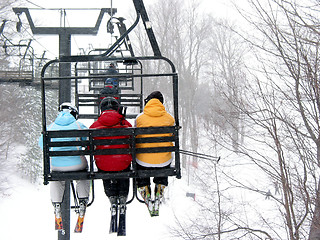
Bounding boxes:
[74,216,84,233]
[74,227,83,233]
[55,217,64,230]
[109,218,118,233]
[74,225,83,233]
[109,228,118,234]
[58,229,66,235]
[150,211,159,217]
[117,230,126,236]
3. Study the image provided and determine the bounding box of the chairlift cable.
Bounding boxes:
[110,0,114,44]
[110,0,114,16]
[28,8,107,10]
[0,22,55,56]
[25,0,45,9]
[64,11,81,52]
[1,34,14,45]
[19,26,57,57]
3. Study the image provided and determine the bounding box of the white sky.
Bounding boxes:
[10,0,246,60]
[13,0,137,58]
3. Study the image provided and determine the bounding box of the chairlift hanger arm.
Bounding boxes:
[60,7,141,62]
[132,0,161,56]
[22,39,32,59]
[104,0,161,57]
[58,0,161,62]
[113,18,135,56]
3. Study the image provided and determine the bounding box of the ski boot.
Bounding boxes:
[138,185,153,216]
[138,185,151,203]
[109,196,118,233]
[79,198,88,217]
[118,196,127,215]
[117,196,127,236]
[155,184,166,199]
[74,198,88,233]
[154,184,166,216]
[53,202,63,230]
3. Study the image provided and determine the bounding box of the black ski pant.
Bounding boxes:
[136,164,170,188]
[101,166,130,198]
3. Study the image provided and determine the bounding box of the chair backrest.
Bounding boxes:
[42,126,181,184]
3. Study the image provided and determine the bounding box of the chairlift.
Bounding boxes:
[40,0,181,212]
[41,56,181,183]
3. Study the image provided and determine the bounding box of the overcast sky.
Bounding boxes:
[12,0,245,59]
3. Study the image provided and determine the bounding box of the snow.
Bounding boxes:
[0,173,194,240]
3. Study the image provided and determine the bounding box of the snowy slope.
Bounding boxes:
[0,173,195,240]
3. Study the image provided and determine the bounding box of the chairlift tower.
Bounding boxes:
[12,7,117,104]
[12,7,116,240]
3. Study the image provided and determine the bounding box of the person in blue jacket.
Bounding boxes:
[38,102,90,231]
[105,62,119,87]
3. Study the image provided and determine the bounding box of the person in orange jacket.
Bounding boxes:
[134,91,175,215]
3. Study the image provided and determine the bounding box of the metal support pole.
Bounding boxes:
[11,7,116,240]
[58,32,71,240]
[58,33,71,240]
[59,181,70,240]
[59,33,71,104]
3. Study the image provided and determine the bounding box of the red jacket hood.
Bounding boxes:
[90,110,131,128]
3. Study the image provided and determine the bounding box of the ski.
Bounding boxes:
[55,215,64,230]
[109,204,118,233]
[153,197,160,216]
[117,205,126,236]
[142,198,155,217]
[74,200,87,233]
[151,184,165,217]
[54,203,64,231]
[138,186,155,217]
[74,215,85,233]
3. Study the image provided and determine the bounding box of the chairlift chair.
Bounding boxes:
[40,0,181,223]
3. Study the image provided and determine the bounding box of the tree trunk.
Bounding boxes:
[309,146,320,240]
[309,179,320,239]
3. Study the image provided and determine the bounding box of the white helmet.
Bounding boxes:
[58,102,79,119]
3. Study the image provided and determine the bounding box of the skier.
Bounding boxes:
[99,62,120,102]
[89,97,132,235]
[104,62,119,87]
[99,83,119,101]
[38,102,90,232]
[134,91,175,216]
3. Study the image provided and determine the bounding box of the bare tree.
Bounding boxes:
[170,18,283,239]
[205,19,247,152]
[225,0,320,239]
[129,0,320,239]
[171,0,320,238]
[147,0,212,171]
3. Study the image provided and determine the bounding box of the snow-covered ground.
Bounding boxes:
[0,173,195,240]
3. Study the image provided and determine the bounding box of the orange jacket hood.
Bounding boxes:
[143,99,167,117]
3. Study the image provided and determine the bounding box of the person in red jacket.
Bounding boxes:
[89,97,132,229]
